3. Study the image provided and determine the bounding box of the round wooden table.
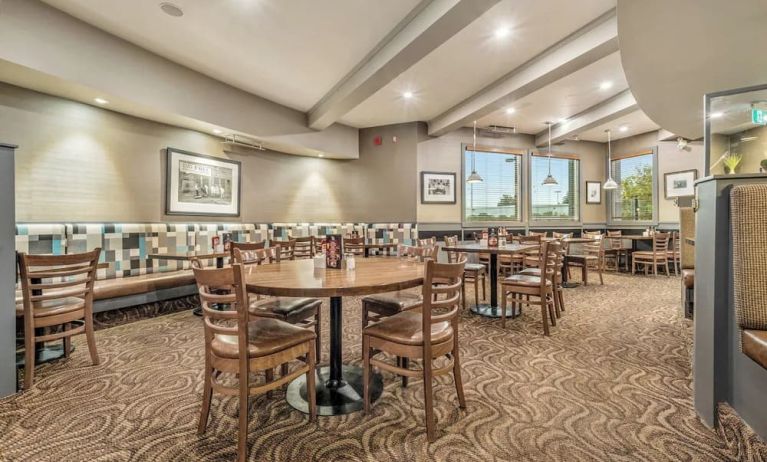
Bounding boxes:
[441,242,538,318]
[243,258,424,416]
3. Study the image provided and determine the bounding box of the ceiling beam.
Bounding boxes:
[307,0,500,130]
[427,9,618,137]
[534,89,638,146]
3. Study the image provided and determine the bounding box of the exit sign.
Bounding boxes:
[752,108,767,125]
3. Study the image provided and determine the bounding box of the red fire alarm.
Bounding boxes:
[373,135,382,146]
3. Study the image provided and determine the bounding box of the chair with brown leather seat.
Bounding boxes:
[499,240,559,335]
[17,249,102,390]
[194,262,316,462]
[343,236,365,257]
[231,248,322,364]
[566,236,605,285]
[362,258,466,442]
[293,236,315,259]
[444,235,485,310]
[269,238,296,261]
[518,239,566,318]
[632,233,670,276]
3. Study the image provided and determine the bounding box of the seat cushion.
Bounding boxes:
[501,274,551,286]
[464,263,486,272]
[362,292,422,317]
[15,297,85,318]
[742,329,767,369]
[363,310,452,346]
[249,297,320,324]
[681,269,695,289]
[211,318,315,359]
[93,270,195,300]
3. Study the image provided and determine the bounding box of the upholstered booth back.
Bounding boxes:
[731,185,767,331]
[679,207,695,270]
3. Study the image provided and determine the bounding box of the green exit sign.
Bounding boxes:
[752,108,767,125]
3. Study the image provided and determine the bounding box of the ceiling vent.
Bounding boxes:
[480,125,517,138]
[221,134,266,152]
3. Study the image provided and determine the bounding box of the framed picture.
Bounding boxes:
[664,169,697,199]
[586,181,602,204]
[165,147,241,216]
[421,171,456,204]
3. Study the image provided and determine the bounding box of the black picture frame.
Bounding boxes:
[421,171,456,204]
[663,169,698,199]
[165,147,242,217]
[585,181,602,204]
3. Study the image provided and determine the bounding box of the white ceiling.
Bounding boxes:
[340,0,616,128]
[42,0,421,112]
[577,109,659,142]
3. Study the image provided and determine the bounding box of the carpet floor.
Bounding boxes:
[0,273,742,461]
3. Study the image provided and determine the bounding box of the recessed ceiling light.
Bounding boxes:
[318,154,324,158]
[559,118,568,124]
[160,2,184,17]
[710,111,724,118]
[619,125,629,132]
[212,129,222,134]
[403,91,413,99]
[94,97,108,105]
[505,107,515,114]
[599,81,613,90]
[494,27,510,39]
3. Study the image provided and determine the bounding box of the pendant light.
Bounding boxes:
[466,120,483,184]
[542,122,558,186]
[603,128,618,190]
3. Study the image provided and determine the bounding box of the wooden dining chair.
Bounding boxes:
[566,236,605,285]
[519,235,542,269]
[343,236,365,257]
[499,241,559,335]
[418,237,437,247]
[552,232,572,239]
[362,258,466,442]
[229,241,265,263]
[17,249,102,390]
[604,231,629,272]
[193,262,316,462]
[232,248,322,364]
[519,239,566,317]
[444,235,485,310]
[269,238,295,261]
[632,232,671,276]
[667,231,681,275]
[293,236,315,259]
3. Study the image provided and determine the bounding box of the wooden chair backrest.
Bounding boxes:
[519,235,542,244]
[606,230,623,249]
[17,249,101,313]
[421,259,464,345]
[269,239,295,261]
[552,232,572,239]
[418,237,437,247]
[399,244,435,262]
[652,232,670,253]
[232,247,276,266]
[230,241,265,263]
[443,235,467,264]
[528,231,548,238]
[343,237,365,256]
[537,241,559,288]
[293,236,315,259]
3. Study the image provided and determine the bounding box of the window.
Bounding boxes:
[610,152,654,221]
[530,154,579,220]
[463,148,521,223]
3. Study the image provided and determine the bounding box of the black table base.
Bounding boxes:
[286,365,383,416]
[470,303,515,318]
[472,253,504,318]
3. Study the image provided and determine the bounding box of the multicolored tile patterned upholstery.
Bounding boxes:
[270,223,368,240]
[366,223,418,245]
[15,224,66,255]
[194,223,258,253]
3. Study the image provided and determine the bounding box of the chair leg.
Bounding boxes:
[265,369,274,398]
[237,366,250,462]
[84,311,100,366]
[553,287,561,319]
[582,266,588,286]
[63,324,71,359]
[598,266,604,285]
[281,363,289,378]
[423,357,436,442]
[452,331,466,409]
[548,296,557,326]
[361,304,368,330]
[362,335,371,414]
[461,280,466,311]
[540,299,550,337]
[315,310,322,362]
[24,323,35,390]
[481,274,486,300]
[401,357,409,388]
[500,288,507,328]
[557,287,565,313]
[307,344,317,421]
[473,279,479,307]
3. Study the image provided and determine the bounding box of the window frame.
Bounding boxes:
[527,150,581,225]
[461,143,525,227]
[607,146,659,227]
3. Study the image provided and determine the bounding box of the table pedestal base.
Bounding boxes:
[286,365,383,416]
[561,282,580,289]
[16,343,74,368]
[470,303,515,318]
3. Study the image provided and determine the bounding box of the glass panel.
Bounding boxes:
[463,150,520,223]
[611,153,654,221]
[708,87,767,175]
[530,156,579,220]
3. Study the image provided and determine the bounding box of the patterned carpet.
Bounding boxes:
[0,273,750,461]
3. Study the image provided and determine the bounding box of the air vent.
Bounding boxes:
[160,2,184,17]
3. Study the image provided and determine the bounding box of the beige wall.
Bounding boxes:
[1,83,417,223]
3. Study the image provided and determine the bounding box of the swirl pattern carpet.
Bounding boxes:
[0,273,749,461]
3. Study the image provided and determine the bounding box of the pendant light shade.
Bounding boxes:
[466,120,483,184]
[603,128,618,190]
[542,122,558,187]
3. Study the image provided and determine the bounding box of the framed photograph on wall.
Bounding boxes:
[165,147,241,216]
[585,181,602,204]
[664,169,697,199]
[421,171,456,204]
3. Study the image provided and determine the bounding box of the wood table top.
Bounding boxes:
[542,237,599,243]
[147,251,228,261]
[243,258,425,298]
[441,243,539,254]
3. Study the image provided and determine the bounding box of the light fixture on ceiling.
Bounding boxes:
[505,107,515,114]
[558,118,568,124]
[94,97,108,105]
[542,122,558,186]
[318,153,324,158]
[619,125,629,132]
[466,121,483,184]
[710,111,724,119]
[160,2,184,17]
[212,129,222,134]
[599,81,613,91]
[604,129,618,190]
[403,91,414,99]
[494,27,510,39]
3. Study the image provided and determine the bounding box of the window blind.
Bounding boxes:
[464,149,521,223]
[611,153,654,221]
[530,156,579,220]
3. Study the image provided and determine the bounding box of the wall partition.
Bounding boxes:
[0,143,16,397]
